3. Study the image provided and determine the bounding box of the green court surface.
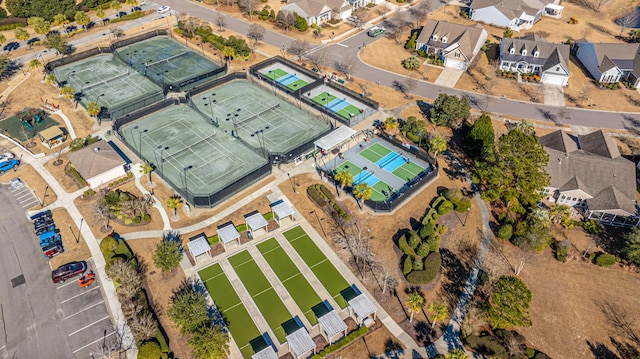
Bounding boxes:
[371,181,392,202]
[334,161,362,176]
[282,226,351,309]
[392,161,426,181]
[264,68,288,80]
[228,250,292,343]
[336,104,362,120]
[198,264,260,359]
[359,143,392,163]
[256,238,323,325]
[286,78,308,91]
[311,92,337,106]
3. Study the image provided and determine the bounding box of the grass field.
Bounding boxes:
[282,226,351,309]
[228,250,292,343]
[256,238,323,325]
[198,264,261,359]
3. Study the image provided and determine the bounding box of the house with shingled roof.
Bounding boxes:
[540,130,639,227]
[499,34,570,86]
[574,42,640,87]
[66,140,129,189]
[280,0,352,25]
[415,19,488,70]
[470,0,563,31]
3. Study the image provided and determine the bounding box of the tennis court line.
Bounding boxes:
[252,286,275,298]
[285,233,308,243]
[220,301,244,314]
[203,271,228,283]
[309,258,329,269]
[281,272,303,284]
[229,256,255,269]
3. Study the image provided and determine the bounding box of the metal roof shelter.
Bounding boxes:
[348,294,377,325]
[314,126,357,152]
[286,328,316,359]
[271,200,295,225]
[244,211,269,237]
[251,346,278,359]
[187,233,211,261]
[318,311,347,345]
[217,222,241,249]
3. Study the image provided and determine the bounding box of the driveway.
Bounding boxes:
[434,67,464,87]
[543,85,566,107]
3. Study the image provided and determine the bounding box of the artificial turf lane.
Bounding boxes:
[282,226,351,308]
[198,264,260,358]
[228,250,292,343]
[256,238,323,325]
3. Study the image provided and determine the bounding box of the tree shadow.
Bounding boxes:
[610,336,640,358]
[587,340,619,359]
[414,320,436,346]
[438,248,470,309]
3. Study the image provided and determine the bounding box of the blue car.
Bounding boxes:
[0,159,19,173]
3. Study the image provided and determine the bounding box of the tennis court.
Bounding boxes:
[190,81,330,155]
[120,105,268,196]
[282,226,352,309]
[53,54,163,113]
[256,238,323,325]
[117,36,222,88]
[311,91,363,120]
[198,264,261,359]
[228,250,293,344]
[263,68,309,91]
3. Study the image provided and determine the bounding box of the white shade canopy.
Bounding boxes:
[218,223,241,247]
[286,328,315,359]
[271,200,294,222]
[314,126,357,151]
[348,294,377,322]
[251,346,278,359]
[318,311,347,341]
[245,211,268,233]
[187,233,210,258]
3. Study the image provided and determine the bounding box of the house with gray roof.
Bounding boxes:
[540,130,639,227]
[280,0,360,25]
[66,140,129,189]
[470,0,563,31]
[415,19,488,70]
[574,42,640,87]
[499,34,570,85]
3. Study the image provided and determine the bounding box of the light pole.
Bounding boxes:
[310,210,326,237]
[454,207,471,227]
[287,173,296,193]
[159,146,169,176]
[138,128,148,154]
[183,165,193,196]
[203,94,217,125]
[41,186,49,207]
[130,125,139,150]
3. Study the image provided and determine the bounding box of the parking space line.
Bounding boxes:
[61,286,99,303]
[15,192,31,200]
[57,280,79,290]
[72,331,115,354]
[65,300,105,320]
[11,187,26,193]
[68,316,110,336]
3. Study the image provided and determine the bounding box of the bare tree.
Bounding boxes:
[382,18,401,43]
[408,2,430,27]
[239,0,260,19]
[504,335,525,357]
[593,0,611,11]
[287,39,311,60]
[307,47,328,73]
[578,85,592,105]
[514,242,534,275]
[129,312,158,342]
[381,265,397,295]
[617,10,639,36]
[391,80,408,98]
[334,54,358,80]
[214,13,226,31]
[92,319,136,359]
[246,24,265,45]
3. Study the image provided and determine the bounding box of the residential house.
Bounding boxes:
[574,42,640,86]
[415,19,488,70]
[499,34,570,86]
[280,0,351,25]
[66,140,131,189]
[470,0,563,31]
[540,130,639,227]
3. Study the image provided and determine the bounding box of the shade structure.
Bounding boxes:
[271,200,295,224]
[348,293,377,325]
[286,328,316,359]
[251,346,278,359]
[318,311,347,345]
[217,223,241,249]
[187,233,211,260]
[245,211,269,236]
[314,126,357,151]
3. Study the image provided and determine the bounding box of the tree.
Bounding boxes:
[334,55,358,80]
[549,204,571,226]
[53,13,68,26]
[188,324,230,359]
[503,28,513,38]
[617,10,639,36]
[74,11,91,30]
[624,227,640,266]
[96,8,107,24]
[428,135,447,158]
[630,28,640,42]
[29,59,42,71]
[125,0,139,10]
[166,196,182,219]
[488,275,532,329]
[140,162,153,183]
[384,117,398,133]
[406,291,424,323]
[153,236,182,272]
[287,39,310,60]
[0,34,5,46]
[110,0,122,13]
[96,198,111,231]
[167,288,209,335]
[129,312,158,342]
[430,94,470,129]
[215,13,226,31]
[465,113,495,160]
[427,302,448,329]
[239,0,260,19]
[403,116,427,137]
[353,183,372,209]
[294,14,308,31]
[334,169,353,193]
[14,28,30,43]
[61,85,76,99]
[7,0,78,21]
[137,341,161,359]
[403,55,421,71]
[29,17,51,36]
[308,47,328,73]
[43,33,69,55]
[111,27,124,39]
[246,24,265,45]
[86,101,101,118]
[445,349,467,359]
[46,73,57,85]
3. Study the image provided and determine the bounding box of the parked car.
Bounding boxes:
[367,26,385,37]
[64,25,77,33]
[3,42,19,52]
[52,261,87,283]
[157,5,170,14]
[131,6,142,12]
[0,159,19,173]
[26,37,40,46]
[0,152,14,162]
[118,11,128,17]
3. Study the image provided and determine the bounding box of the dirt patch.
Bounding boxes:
[43,154,84,193]
[126,237,190,359]
[0,163,57,210]
[327,323,405,358]
[49,207,92,269]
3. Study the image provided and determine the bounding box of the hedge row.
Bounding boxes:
[330,200,351,221]
[110,10,145,23]
[464,334,507,357]
[0,23,25,31]
[406,251,441,284]
[307,186,326,206]
[311,326,368,358]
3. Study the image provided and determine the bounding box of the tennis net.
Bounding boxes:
[82,71,130,92]
[146,52,188,69]
[163,130,217,162]
[236,103,280,127]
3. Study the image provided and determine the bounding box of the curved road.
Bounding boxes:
[150,0,640,130]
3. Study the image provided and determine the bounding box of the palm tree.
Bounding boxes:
[166,196,182,220]
[223,46,235,63]
[428,134,447,158]
[29,59,42,71]
[529,207,551,226]
[384,117,398,133]
[403,56,421,71]
[427,302,448,329]
[46,73,57,85]
[514,120,535,135]
[61,85,76,100]
[631,29,640,42]
[334,169,353,194]
[406,291,424,323]
[86,101,101,118]
[0,34,6,47]
[353,182,372,210]
[140,162,153,184]
[445,348,468,359]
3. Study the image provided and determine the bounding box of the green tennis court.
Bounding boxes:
[287,78,308,91]
[282,226,351,308]
[311,92,337,106]
[228,250,292,343]
[392,161,425,181]
[264,68,288,80]
[198,264,260,359]
[257,238,323,325]
[334,161,362,176]
[336,104,362,120]
[359,143,392,163]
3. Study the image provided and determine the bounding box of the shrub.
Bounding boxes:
[397,235,413,255]
[318,184,333,200]
[0,23,25,31]
[435,223,448,235]
[464,335,507,357]
[416,242,430,257]
[319,326,368,354]
[478,270,489,286]
[412,257,424,270]
[526,348,536,358]
[436,199,453,215]
[425,235,441,252]
[406,252,441,283]
[554,239,570,262]
[330,201,351,221]
[431,196,446,211]
[534,353,551,359]
[419,224,434,239]
[497,224,513,240]
[307,186,326,206]
[455,198,472,212]
[134,215,142,224]
[444,188,463,204]
[138,341,161,359]
[582,219,601,234]
[66,166,88,186]
[111,10,145,23]
[405,131,420,143]
[403,256,413,275]
[143,213,151,222]
[100,236,118,255]
[408,230,421,249]
[595,253,618,267]
[422,208,438,225]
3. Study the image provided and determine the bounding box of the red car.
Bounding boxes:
[52,261,87,283]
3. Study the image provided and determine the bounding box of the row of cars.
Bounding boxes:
[30,210,65,258]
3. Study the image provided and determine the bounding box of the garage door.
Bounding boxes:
[445,59,466,70]
[542,74,566,86]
